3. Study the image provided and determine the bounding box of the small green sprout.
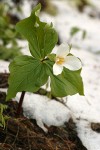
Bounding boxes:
[70,26,87,40]
[0,104,8,128]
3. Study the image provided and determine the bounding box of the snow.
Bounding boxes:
[76,121,100,150]
[15,93,71,133]
[17,40,30,56]
[0,0,100,149]
[0,60,9,73]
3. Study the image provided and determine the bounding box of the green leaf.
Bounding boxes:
[0,46,22,61]
[16,4,58,59]
[70,27,80,37]
[5,29,16,38]
[0,123,3,127]
[0,17,6,27]
[0,104,8,128]
[45,60,84,97]
[6,55,48,100]
[82,30,86,40]
[47,53,56,61]
[70,27,87,40]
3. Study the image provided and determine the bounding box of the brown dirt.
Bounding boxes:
[91,123,100,133]
[0,73,9,88]
[0,73,87,150]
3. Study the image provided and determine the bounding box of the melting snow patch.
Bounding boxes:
[15,93,71,132]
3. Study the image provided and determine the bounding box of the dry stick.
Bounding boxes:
[16,91,26,117]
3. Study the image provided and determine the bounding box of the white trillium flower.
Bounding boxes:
[53,43,82,75]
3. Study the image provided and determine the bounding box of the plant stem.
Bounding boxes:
[16,91,25,117]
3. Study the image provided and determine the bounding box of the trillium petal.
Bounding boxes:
[63,56,82,71]
[56,43,70,58]
[53,63,63,75]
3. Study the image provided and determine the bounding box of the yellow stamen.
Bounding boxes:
[56,56,65,65]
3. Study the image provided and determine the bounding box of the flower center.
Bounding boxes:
[56,56,65,65]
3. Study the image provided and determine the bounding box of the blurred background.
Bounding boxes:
[0,0,100,101]
[0,0,100,62]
